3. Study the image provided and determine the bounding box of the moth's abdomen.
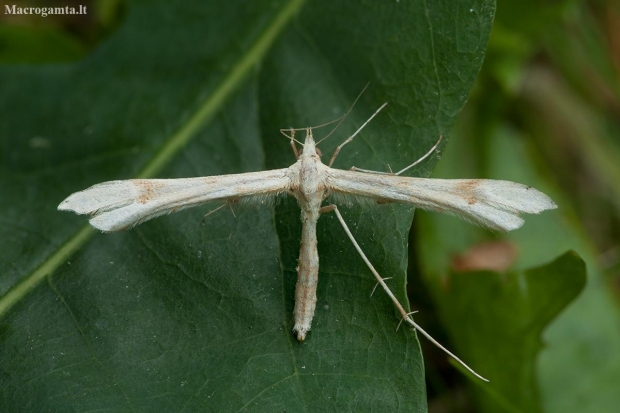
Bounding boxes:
[293,215,319,340]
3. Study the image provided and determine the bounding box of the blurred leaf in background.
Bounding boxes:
[415,0,620,412]
[0,0,125,64]
[0,0,495,411]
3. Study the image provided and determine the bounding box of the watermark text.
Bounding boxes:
[5,5,87,18]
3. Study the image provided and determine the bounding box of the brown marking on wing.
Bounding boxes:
[456,179,481,192]
[456,179,481,205]
[135,180,165,204]
[202,176,219,183]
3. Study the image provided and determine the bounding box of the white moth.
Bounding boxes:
[58,102,556,382]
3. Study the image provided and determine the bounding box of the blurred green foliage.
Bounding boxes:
[412,0,620,412]
[0,0,124,64]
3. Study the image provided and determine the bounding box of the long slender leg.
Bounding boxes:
[327,102,389,167]
[319,204,488,382]
[200,199,239,225]
[200,203,228,225]
[350,135,443,175]
[280,129,300,158]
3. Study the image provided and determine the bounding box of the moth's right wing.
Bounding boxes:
[327,169,556,231]
[59,168,293,232]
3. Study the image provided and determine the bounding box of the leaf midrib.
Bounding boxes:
[0,0,307,318]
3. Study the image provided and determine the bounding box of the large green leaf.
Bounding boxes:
[0,1,494,411]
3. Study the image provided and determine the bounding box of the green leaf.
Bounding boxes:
[0,1,494,411]
[438,252,586,413]
[0,25,86,64]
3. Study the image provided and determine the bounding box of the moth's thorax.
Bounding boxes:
[295,129,327,216]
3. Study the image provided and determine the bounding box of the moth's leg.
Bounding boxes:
[327,102,388,167]
[349,135,442,176]
[319,203,487,382]
[289,130,299,159]
[280,128,300,159]
[370,277,392,297]
[227,201,237,218]
[201,204,227,225]
[396,311,418,331]
[201,199,238,225]
[349,166,393,175]
[321,189,331,201]
[393,135,442,176]
[318,204,411,319]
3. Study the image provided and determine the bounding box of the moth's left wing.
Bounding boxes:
[327,169,556,231]
[59,169,292,232]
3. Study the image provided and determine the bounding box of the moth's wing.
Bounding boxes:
[327,169,556,231]
[59,168,293,232]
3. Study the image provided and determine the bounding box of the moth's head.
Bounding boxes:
[301,127,321,157]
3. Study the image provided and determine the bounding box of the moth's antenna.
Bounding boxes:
[279,128,304,146]
[327,102,388,167]
[316,83,371,145]
[280,114,346,142]
[281,113,352,147]
[280,82,371,147]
